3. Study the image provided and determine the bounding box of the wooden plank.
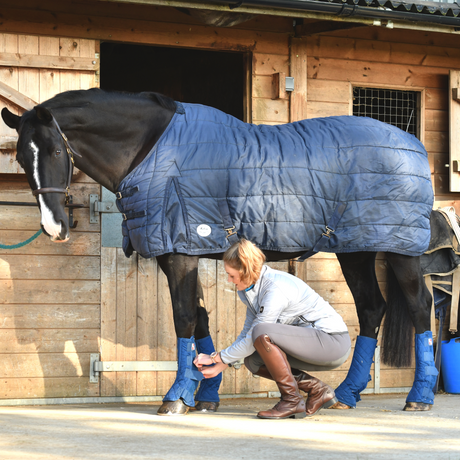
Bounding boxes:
[78,39,98,90]
[308,280,354,304]
[1,279,100,304]
[59,37,83,93]
[425,109,448,132]
[100,247,117,397]
[0,304,100,329]
[308,57,448,88]
[115,248,138,396]
[0,255,100,280]
[426,88,448,111]
[252,98,289,123]
[39,36,61,108]
[253,53,289,76]
[0,80,37,110]
[0,33,19,167]
[307,79,350,104]
[0,377,100,399]
[0,329,99,353]
[307,101,350,118]
[307,34,460,69]
[0,181,99,207]
[18,35,39,109]
[0,230,100,256]
[0,353,93,378]
[0,206,100,232]
[136,256,158,396]
[290,37,307,122]
[156,261,176,397]
[0,52,98,71]
[425,130,448,155]
[449,70,460,192]
[216,260,237,395]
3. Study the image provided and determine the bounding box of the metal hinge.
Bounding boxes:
[89,194,119,224]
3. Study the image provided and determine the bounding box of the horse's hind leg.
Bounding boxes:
[333,252,386,409]
[385,253,437,411]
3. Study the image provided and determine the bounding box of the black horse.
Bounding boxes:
[2,89,438,415]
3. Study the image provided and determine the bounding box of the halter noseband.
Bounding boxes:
[32,117,82,204]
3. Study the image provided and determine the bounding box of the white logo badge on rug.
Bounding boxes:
[197,224,211,237]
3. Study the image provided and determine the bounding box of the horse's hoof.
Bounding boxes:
[403,402,432,411]
[157,399,190,416]
[194,401,220,412]
[328,401,352,410]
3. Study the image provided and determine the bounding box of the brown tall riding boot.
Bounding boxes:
[295,371,338,416]
[253,334,306,419]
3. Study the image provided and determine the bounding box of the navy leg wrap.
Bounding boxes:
[195,336,223,403]
[406,331,438,405]
[334,335,377,408]
[163,336,204,407]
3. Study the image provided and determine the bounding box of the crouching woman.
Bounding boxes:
[194,239,351,420]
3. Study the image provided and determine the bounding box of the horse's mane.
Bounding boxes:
[38,88,177,112]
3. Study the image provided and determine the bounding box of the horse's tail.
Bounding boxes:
[381,263,414,367]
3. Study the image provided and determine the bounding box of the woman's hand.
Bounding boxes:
[194,353,214,369]
[194,353,228,378]
[201,362,228,378]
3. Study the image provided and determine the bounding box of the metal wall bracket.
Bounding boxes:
[89,354,178,383]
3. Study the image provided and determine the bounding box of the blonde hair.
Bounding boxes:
[223,239,266,286]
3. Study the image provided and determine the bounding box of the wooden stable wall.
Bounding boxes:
[0,2,460,401]
[0,33,101,399]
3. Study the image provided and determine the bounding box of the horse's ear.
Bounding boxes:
[1,107,21,131]
[35,106,53,124]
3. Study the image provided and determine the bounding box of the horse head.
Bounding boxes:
[2,106,73,242]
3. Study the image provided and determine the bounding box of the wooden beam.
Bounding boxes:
[449,70,460,192]
[289,37,307,122]
[0,80,37,111]
[0,52,99,71]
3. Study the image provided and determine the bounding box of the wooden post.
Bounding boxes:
[449,70,460,192]
[289,37,307,122]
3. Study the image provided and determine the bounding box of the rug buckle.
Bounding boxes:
[225,226,236,239]
[322,226,334,238]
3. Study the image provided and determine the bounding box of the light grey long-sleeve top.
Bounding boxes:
[219,265,348,365]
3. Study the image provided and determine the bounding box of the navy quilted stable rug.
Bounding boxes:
[116,102,433,259]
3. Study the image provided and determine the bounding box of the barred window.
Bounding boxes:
[352,87,420,139]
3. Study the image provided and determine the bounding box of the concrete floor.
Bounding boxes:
[0,394,459,460]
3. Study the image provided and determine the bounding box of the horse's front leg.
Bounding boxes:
[156,254,221,415]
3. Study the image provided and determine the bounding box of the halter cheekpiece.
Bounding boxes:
[32,116,82,204]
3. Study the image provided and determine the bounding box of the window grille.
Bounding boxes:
[352,87,420,138]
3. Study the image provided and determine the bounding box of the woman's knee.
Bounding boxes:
[252,323,271,343]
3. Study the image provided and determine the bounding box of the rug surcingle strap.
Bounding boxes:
[122,210,146,221]
[297,202,348,262]
[116,186,139,200]
[217,198,239,245]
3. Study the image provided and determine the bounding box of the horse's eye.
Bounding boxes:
[56,149,62,156]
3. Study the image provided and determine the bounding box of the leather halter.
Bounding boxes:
[32,117,82,204]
